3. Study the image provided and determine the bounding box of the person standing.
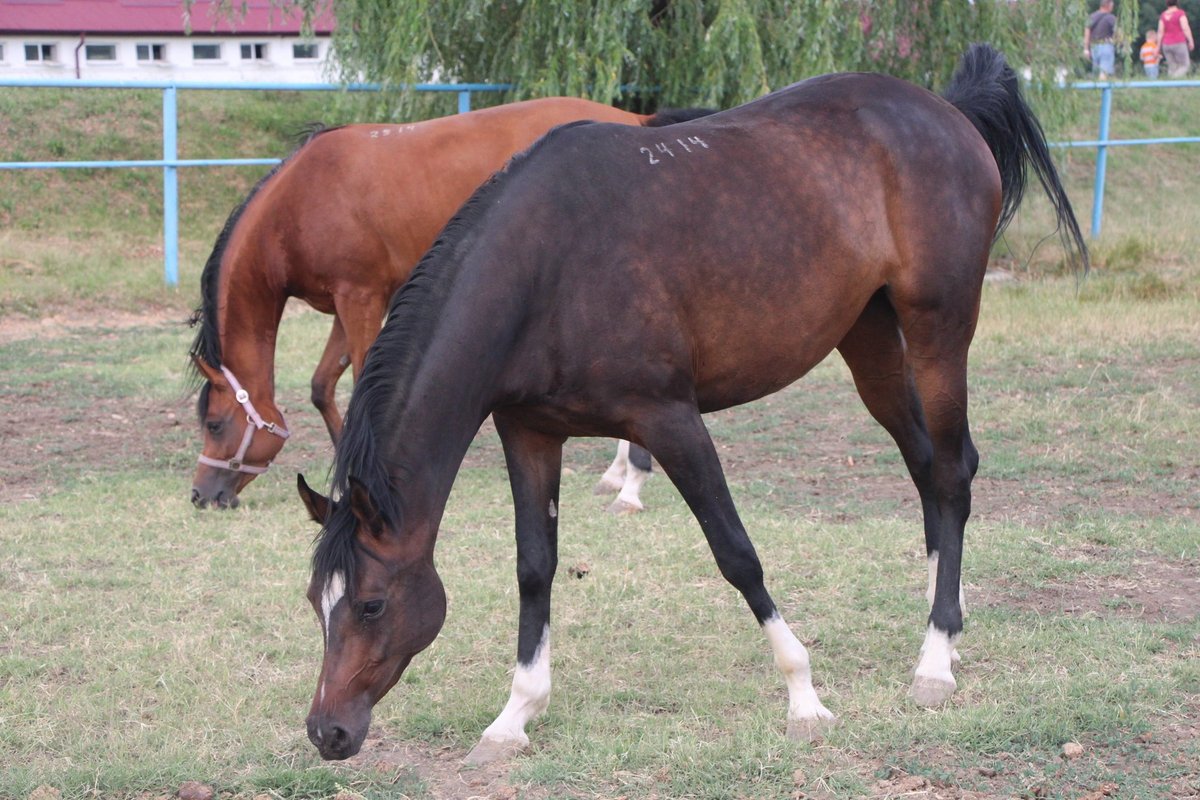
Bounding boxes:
[1141,30,1163,77]
[1084,1,1118,79]
[1157,0,1195,78]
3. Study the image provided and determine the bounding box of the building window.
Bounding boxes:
[193,43,221,61]
[240,43,267,61]
[292,42,319,60]
[137,43,166,62]
[85,44,117,61]
[25,43,57,62]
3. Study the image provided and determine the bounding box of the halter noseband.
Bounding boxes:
[197,365,291,475]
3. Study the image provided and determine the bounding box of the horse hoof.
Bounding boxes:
[463,736,527,766]
[908,675,956,707]
[787,713,836,743]
[606,499,643,515]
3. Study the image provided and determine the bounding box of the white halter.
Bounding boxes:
[196,365,290,475]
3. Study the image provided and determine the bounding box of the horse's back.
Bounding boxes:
[468,75,1001,413]
[230,98,646,302]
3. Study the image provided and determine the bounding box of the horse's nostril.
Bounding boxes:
[329,725,349,749]
[191,488,206,508]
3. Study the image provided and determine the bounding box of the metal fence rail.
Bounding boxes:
[0,78,510,285]
[2,78,1199,284]
[1053,80,1200,238]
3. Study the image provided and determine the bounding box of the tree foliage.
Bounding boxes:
[263,1,1093,117]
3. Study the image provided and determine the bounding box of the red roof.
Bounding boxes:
[0,0,335,35]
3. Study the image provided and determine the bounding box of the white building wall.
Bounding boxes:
[0,34,333,83]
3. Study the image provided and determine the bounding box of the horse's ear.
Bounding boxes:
[191,354,226,387]
[296,473,330,524]
[347,476,386,537]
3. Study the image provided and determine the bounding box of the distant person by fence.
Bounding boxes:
[1157,0,1195,77]
[1141,30,1163,77]
[1084,0,1118,79]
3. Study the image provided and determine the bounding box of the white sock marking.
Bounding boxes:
[548,499,557,519]
[914,623,958,687]
[762,615,834,726]
[615,451,650,511]
[926,552,965,662]
[479,625,552,746]
[597,440,630,492]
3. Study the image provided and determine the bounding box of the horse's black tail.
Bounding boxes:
[942,43,1089,272]
[643,107,719,127]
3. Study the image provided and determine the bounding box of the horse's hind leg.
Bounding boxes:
[595,439,629,493]
[311,315,350,442]
[884,278,983,707]
[596,441,653,514]
[837,291,971,620]
[466,411,565,765]
[634,404,835,741]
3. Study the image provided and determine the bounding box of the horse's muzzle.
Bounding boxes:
[190,485,240,509]
[307,712,368,760]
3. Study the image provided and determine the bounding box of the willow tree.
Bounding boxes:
[264,0,1090,117]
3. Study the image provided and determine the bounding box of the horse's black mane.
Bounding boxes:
[185,124,342,399]
[311,123,577,592]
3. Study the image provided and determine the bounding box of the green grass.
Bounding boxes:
[1,85,1198,800]
[1,284,1197,798]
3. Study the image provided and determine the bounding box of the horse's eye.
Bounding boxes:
[360,600,386,620]
[205,420,223,435]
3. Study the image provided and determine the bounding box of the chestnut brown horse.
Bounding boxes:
[296,45,1087,762]
[188,97,707,508]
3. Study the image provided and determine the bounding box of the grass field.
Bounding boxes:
[1,83,1198,799]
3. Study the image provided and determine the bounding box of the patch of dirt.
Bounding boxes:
[344,736,546,800]
[0,307,186,345]
[976,549,1200,624]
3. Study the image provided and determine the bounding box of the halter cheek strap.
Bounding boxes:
[196,365,291,475]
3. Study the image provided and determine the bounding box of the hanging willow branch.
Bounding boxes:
[203,0,1091,120]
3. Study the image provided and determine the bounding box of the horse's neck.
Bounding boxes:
[218,282,287,399]
[380,294,518,528]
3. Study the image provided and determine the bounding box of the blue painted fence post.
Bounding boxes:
[162,85,180,287]
[457,90,471,114]
[1091,83,1113,239]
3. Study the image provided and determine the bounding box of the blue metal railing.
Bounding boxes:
[2,77,1199,282]
[1051,80,1200,238]
[0,78,510,285]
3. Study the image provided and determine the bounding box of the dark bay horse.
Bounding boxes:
[296,45,1087,763]
[188,97,704,509]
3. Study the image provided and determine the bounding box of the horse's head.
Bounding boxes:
[297,473,447,760]
[191,356,290,509]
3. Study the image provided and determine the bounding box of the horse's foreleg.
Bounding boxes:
[636,404,834,741]
[465,413,564,765]
[310,316,350,442]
